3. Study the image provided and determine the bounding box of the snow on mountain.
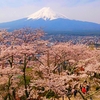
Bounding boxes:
[27,7,67,20]
[0,7,100,33]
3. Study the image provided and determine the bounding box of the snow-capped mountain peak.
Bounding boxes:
[27,7,67,20]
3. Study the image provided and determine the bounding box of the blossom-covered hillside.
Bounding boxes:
[0,29,100,100]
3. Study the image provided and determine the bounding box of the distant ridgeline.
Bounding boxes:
[45,30,100,36]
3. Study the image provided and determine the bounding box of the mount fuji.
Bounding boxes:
[0,7,100,35]
[28,7,67,20]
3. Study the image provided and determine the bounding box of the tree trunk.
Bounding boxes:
[23,55,29,98]
[68,96,70,100]
[78,90,87,100]
[62,96,64,100]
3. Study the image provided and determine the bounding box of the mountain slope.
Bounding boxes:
[0,7,100,34]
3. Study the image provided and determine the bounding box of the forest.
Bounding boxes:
[0,28,100,100]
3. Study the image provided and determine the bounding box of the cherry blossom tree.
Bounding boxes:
[0,29,100,100]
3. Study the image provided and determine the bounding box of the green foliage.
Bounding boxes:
[36,89,59,99]
[93,73,100,79]
[96,86,100,90]
[18,75,31,86]
[37,87,45,91]
[20,95,27,100]
[35,71,43,79]
[0,84,6,91]
[61,61,68,70]
[26,67,33,72]
[46,89,59,99]
[37,87,45,97]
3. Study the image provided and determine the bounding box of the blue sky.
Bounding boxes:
[0,0,100,23]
